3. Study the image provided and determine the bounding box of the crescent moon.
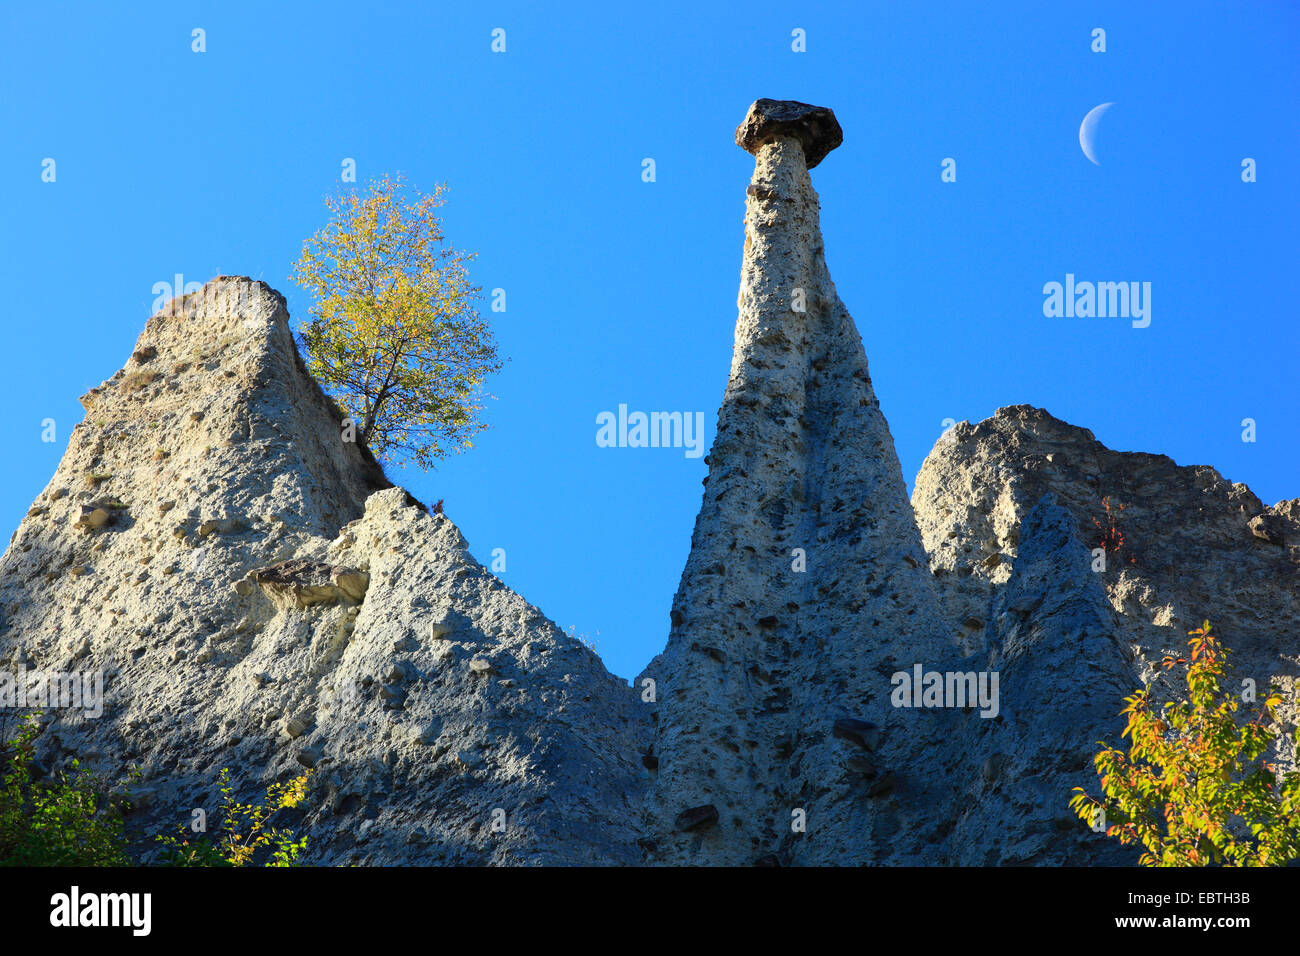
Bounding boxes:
[1079,102,1114,165]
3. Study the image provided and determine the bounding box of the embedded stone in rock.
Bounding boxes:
[735,98,843,168]
[833,718,881,752]
[865,770,898,797]
[408,723,439,746]
[428,607,465,640]
[253,559,370,609]
[199,515,246,538]
[74,505,113,530]
[675,804,719,832]
[454,750,484,771]
[846,754,879,778]
[332,568,369,602]
[1249,513,1286,546]
[981,753,1005,784]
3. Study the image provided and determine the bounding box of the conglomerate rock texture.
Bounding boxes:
[912,406,1300,863]
[637,105,964,866]
[937,494,1137,864]
[0,277,649,865]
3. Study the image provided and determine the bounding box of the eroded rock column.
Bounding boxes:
[640,101,962,866]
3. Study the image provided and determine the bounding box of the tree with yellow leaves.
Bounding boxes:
[1070,621,1300,866]
[292,174,501,470]
[157,768,312,867]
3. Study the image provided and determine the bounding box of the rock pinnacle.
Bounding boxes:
[639,102,957,865]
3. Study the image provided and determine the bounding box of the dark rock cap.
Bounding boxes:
[735,98,843,168]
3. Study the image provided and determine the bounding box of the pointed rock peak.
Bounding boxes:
[914,403,1300,697]
[0,280,650,866]
[640,100,954,865]
[735,99,842,168]
[75,275,388,537]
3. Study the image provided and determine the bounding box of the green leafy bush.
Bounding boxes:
[2,714,310,867]
[1070,621,1300,866]
[0,714,129,866]
[157,767,311,867]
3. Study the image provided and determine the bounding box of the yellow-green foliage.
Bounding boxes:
[1070,622,1300,866]
[0,714,129,866]
[291,173,501,470]
[2,717,312,868]
[158,767,311,867]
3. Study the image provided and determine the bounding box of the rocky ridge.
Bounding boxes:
[913,405,1300,863]
[1,101,1294,867]
[0,277,648,865]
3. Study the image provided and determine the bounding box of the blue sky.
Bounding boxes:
[2,1,1296,681]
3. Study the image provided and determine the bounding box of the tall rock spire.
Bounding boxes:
[640,101,962,865]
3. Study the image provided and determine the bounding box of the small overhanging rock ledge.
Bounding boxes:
[247,559,371,610]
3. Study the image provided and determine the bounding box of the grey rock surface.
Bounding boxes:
[637,104,962,866]
[913,405,1300,831]
[942,494,1137,865]
[0,277,648,865]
